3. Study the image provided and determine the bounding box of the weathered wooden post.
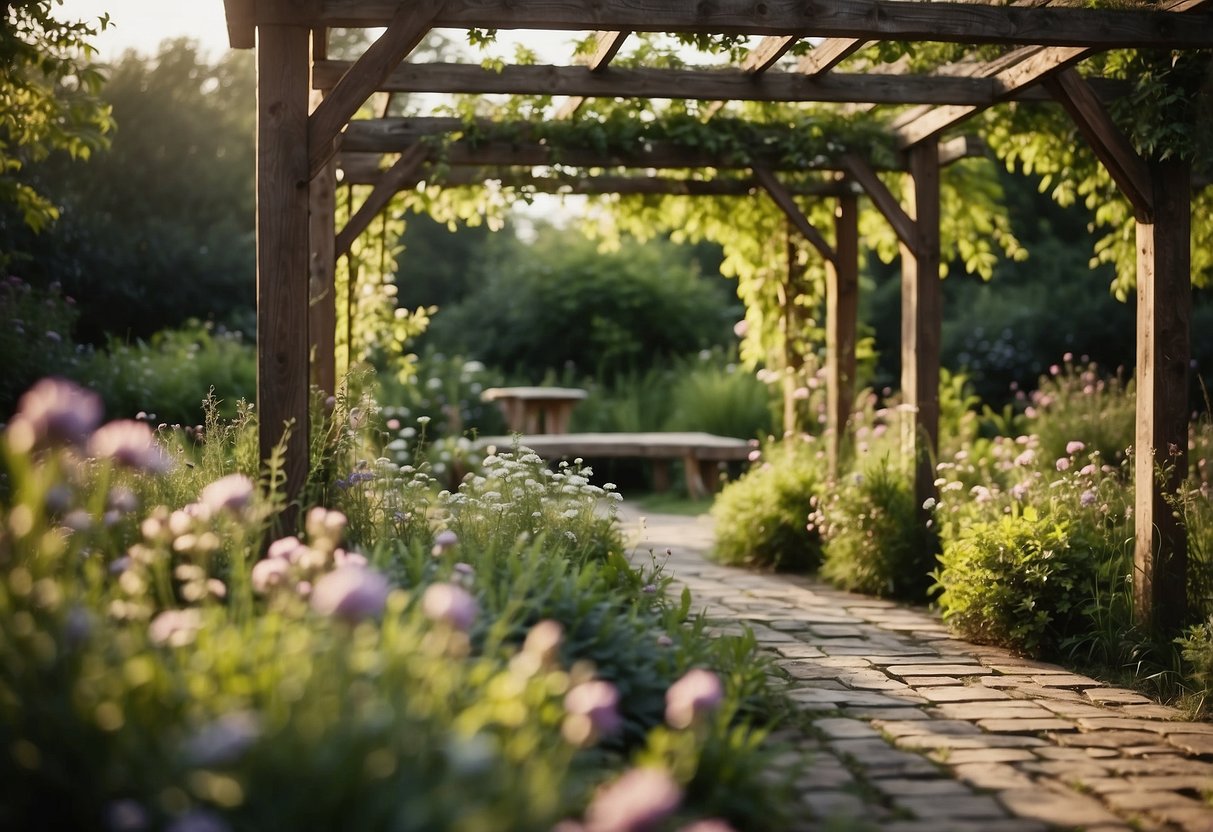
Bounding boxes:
[826,189,859,479]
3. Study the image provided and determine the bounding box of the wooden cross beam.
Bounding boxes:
[555,31,631,119]
[753,167,837,265]
[297,0,1213,49]
[334,144,428,259]
[796,38,867,75]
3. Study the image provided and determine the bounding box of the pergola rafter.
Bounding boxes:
[229,0,1208,633]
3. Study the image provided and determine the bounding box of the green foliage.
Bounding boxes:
[663,352,778,440]
[1178,617,1213,717]
[0,1,112,239]
[0,377,799,832]
[931,505,1105,655]
[1027,356,1136,467]
[0,277,80,417]
[423,227,738,383]
[6,41,256,343]
[710,439,825,572]
[68,320,256,427]
[814,457,937,600]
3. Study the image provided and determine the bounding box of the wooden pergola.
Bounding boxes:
[222,0,1212,634]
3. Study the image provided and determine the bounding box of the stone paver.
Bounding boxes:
[621,505,1213,832]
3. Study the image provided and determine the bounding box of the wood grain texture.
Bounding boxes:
[313,61,1023,106]
[307,0,443,178]
[841,153,916,250]
[901,141,941,513]
[1045,68,1154,221]
[1134,158,1191,635]
[257,24,312,508]
[744,36,798,73]
[796,38,866,76]
[308,155,337,397]
[826,192,859,480]
[308,0,1213,48]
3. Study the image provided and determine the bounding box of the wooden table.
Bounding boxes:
[481,386,588,435]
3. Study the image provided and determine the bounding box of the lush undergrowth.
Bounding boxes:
[710,356,1213,715]
[0,377,811,832]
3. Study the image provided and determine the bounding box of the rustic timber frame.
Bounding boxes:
[223,0,1212,634]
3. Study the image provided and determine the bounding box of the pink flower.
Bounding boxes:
[1056,457,1070,471]
[7,377,103,451]
[1066,440,1086,456]
[310,565,390,623]
[88,420,170,472]
[585,767,682,832]
[149,609,201,647]
[251,557,291,594]
[422,582,477,631]
[523,619,563,662]
[431,529,459,556]
[267,535,304,562]
[563,680,622,743]
[676,822,738,832]
[200,474,255,514]
[665,668,724,729]
[657,634,674,647]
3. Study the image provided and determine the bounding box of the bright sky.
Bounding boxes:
[58,1,234,61]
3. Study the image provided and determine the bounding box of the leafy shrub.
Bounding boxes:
[1027,355,1135,467]
[424,230,738,383]
[0,277,81,417]
[664,350,776,440]
[930,505,1109,655]
[1178,617,1213,716]
[710,438,825,571]
[814,457,936,600]
[70,319,256,425]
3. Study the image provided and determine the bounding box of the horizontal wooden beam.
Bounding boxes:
[300,0,1213,49]
[554,31,630,119]
[337,158,854,196]
[744,36,799,73]
[313,61,1091,106]
[223,0,255,49]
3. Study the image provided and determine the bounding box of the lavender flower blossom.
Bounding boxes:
[88,420,170,473]
[665,668,724,729]
[421,582,477,631]
[251,557,291,594]
[431,529,459,556]
[199,474,256,514]
[181,711,262,767]
[584,767,682,832]
[1066,440,1086,456]
[563,680,622,744]
[310,565,390,623]
[7,377,103,452]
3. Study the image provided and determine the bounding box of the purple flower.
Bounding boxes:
[251,557,291,594]
[310,565,390,623]
[563,680,622,744]
[1080,489,1097,507]
[181,711,261,767]
[1056,457,1070,471]
[431,529,459,556]
[165,809,231,832]
[7,377,103,452]
[422,582,477,631]
[200,474,256,514]
[266,535,304,562]
[1066,440,1086,456]
[584,767,682,832]
[88,420,170,472]
[1010,482,1030,501]
[665,668,724,729]
[656,634,674,647]
[105,799,150,831]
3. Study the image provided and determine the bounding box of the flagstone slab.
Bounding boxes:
[977,718,1078,733]
[950,761,1039,789]
[1084,688,1157,706]
[1051,730,1164,749]
[930,701,1057,721]
[894,793,1012,819]
[996,788,1129,828]
[1166,733,1213,755]
[888,664,996,677]
[916,685,1013,703]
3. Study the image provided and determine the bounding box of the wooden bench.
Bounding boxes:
[474,431,752,499]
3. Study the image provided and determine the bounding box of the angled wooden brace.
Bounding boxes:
[839,153,917,253]
[308,0,445,179]
[753,167,837,265]
[334,143,429,259]
[554,31,631,119]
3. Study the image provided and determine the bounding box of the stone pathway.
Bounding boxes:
[620,505,1213,832]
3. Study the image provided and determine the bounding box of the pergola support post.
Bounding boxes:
[1134,157,1191,635]
[257,23,312,518]
[309,155,337,397]
[901,140,941,512]
[826,191,859,480]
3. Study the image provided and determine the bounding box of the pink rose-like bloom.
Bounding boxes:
[676,821,738,832]
[656,634,674,647]
[422,582,477,631]
[149,608,202,647]
[88,420,170,472]
[1066,440,1086,456]
[306,506,347,545]
[310,565,390,623]
[585,767,683,832]
[266,535,305,562]
[8,377,104,451]
[665,668,724,729]
[200,474,256,514]
[1056,457,1070,472]
[251,557,292,594]
[564,680,622,740]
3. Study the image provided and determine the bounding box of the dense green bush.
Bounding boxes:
[814,457,936,600]
[0,376,802,832]
[423,229,739,383]
[0,277,81,418]
[69,319,256,426]
[710,439,825,571]
[1025,355,1135,467]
